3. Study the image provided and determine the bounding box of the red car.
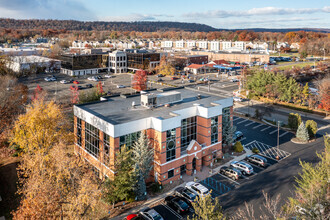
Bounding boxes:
[171,77,179,80]
[73,80,80,84]
[125,214,142,220]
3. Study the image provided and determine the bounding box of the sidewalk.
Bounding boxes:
[111,148,252,220]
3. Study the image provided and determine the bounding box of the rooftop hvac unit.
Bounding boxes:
[141,91,181,108]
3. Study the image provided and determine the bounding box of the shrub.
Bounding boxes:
[288,113,302,130]
[252,147,260,154]
[150,182,162,193]
[306,120,317,139]
[233,141,243,152]
[296,122,309,142]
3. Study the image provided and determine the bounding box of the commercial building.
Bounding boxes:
[108,50,127,74]
[60,53,109,76]
[6,55,61,74]
[126,49,160,71]
[73,88,233,184]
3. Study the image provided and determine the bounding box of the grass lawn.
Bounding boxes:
[277,62,315,70]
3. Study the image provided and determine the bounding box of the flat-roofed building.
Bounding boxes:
[73,87,233,184]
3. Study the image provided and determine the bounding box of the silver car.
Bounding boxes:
[230,161,254,175]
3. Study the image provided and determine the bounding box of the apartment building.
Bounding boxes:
[221,41,232,51]
[175,40,185,49]
[209,41,220,51]
[109,50,127,74]
[197,41,208,50]
[73,88,233,184]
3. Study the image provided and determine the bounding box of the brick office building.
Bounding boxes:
[73,88,233,184]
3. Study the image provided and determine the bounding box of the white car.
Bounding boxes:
[233,96,242,102]
[88,76,99,81]
[60,80,69,84]
[230,161,253,175]
[117,85,125,88]
[104,74,113,78]
[185,182,209,197]
[139,208,164,220]
[45,77,56,82]
[231,78,239,82]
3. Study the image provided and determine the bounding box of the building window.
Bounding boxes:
[119,131,141,150]
[180,116,197,155]
[76,117,82,146]
[85,122,99,158]
[180,165,186,175]
[168,169,174,179]
[103,132,110,167]
[211,116,218,144]
[166,128,176,162]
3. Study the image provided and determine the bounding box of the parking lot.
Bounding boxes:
[233,116,294,147]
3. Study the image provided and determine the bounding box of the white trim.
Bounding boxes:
[153,140,222,167]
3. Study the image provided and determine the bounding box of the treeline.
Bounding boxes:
[0,19,217,32]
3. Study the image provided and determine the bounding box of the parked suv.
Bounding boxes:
[219,166,242,180]
[230,161,254,175]
[139,208,163,220]
[185,182,210,197]
[164,196,190,214]
[246,154,268,167]
[174,187,198,206]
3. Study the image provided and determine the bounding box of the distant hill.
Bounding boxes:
[0,18,328,33]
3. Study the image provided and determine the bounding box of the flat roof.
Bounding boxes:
[76,87,229,125]
[10,55,59,63]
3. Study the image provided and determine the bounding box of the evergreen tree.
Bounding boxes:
[222,123,236,146]
[296,122,309,142]
[104,146,135,204]
[302,83,310,102]
[133,164,147,201]
[287,135,329,219]
[131,132,154,200]
[188,191,225,220]
[305,120,318,139]
[288,113,302,131]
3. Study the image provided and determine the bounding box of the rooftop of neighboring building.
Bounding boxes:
[10,55,59,63]
[75,87,231,125]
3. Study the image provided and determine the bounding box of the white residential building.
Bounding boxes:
[175,40,185,49]
[186,41,196,49]
[233,41,246,51]
[221,41,232,51]
[109,51,127,74]
[161,41,173,48]
[197,41,208,50]
[210,41,220,51]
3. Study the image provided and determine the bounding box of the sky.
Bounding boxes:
[0,0,329,29]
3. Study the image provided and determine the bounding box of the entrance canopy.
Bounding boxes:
[213,65,242,70]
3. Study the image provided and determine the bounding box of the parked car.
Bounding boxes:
[73,80,80,84]
[187,79,195,83]
[230,161,254,175]
[157,78,163,82]
[219,166,242,180]
[246,154,268,167]
[105,74,114,78]
[139,208,164,220]
[85,84,93,88]
[60,80,69,84]
[171,77,179,80]
[96,75,103,79]
[233,131,243,141]
[164,196,190,214]
[185,182,209,197]
[68,79,74,83]
[117,85,126,88]
[174,187,198,206]
[157,74,164,77]
[231,78,239,82]
[124,214,143,220]
[233,96,242,102]
[44,77,56,81]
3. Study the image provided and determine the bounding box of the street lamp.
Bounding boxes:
[276,120,282,160]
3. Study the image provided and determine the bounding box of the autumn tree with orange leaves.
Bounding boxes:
[11,100,106,219]
[132,69,147,91]
[318,75,330,112]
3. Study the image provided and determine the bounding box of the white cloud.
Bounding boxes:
[99,13,173,22]
[184,6,330,18]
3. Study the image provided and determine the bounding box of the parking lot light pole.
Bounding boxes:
[277,121,280,160]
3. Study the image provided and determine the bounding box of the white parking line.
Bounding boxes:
[253,124,264,129]
[279,131,290,138]
[245,121,255,127]
[261,126,272,132]
[269,129,278,135]
[161,202,183,219]
[237,119,249,124]
[218,173,240,185]
[233,117,241,122]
